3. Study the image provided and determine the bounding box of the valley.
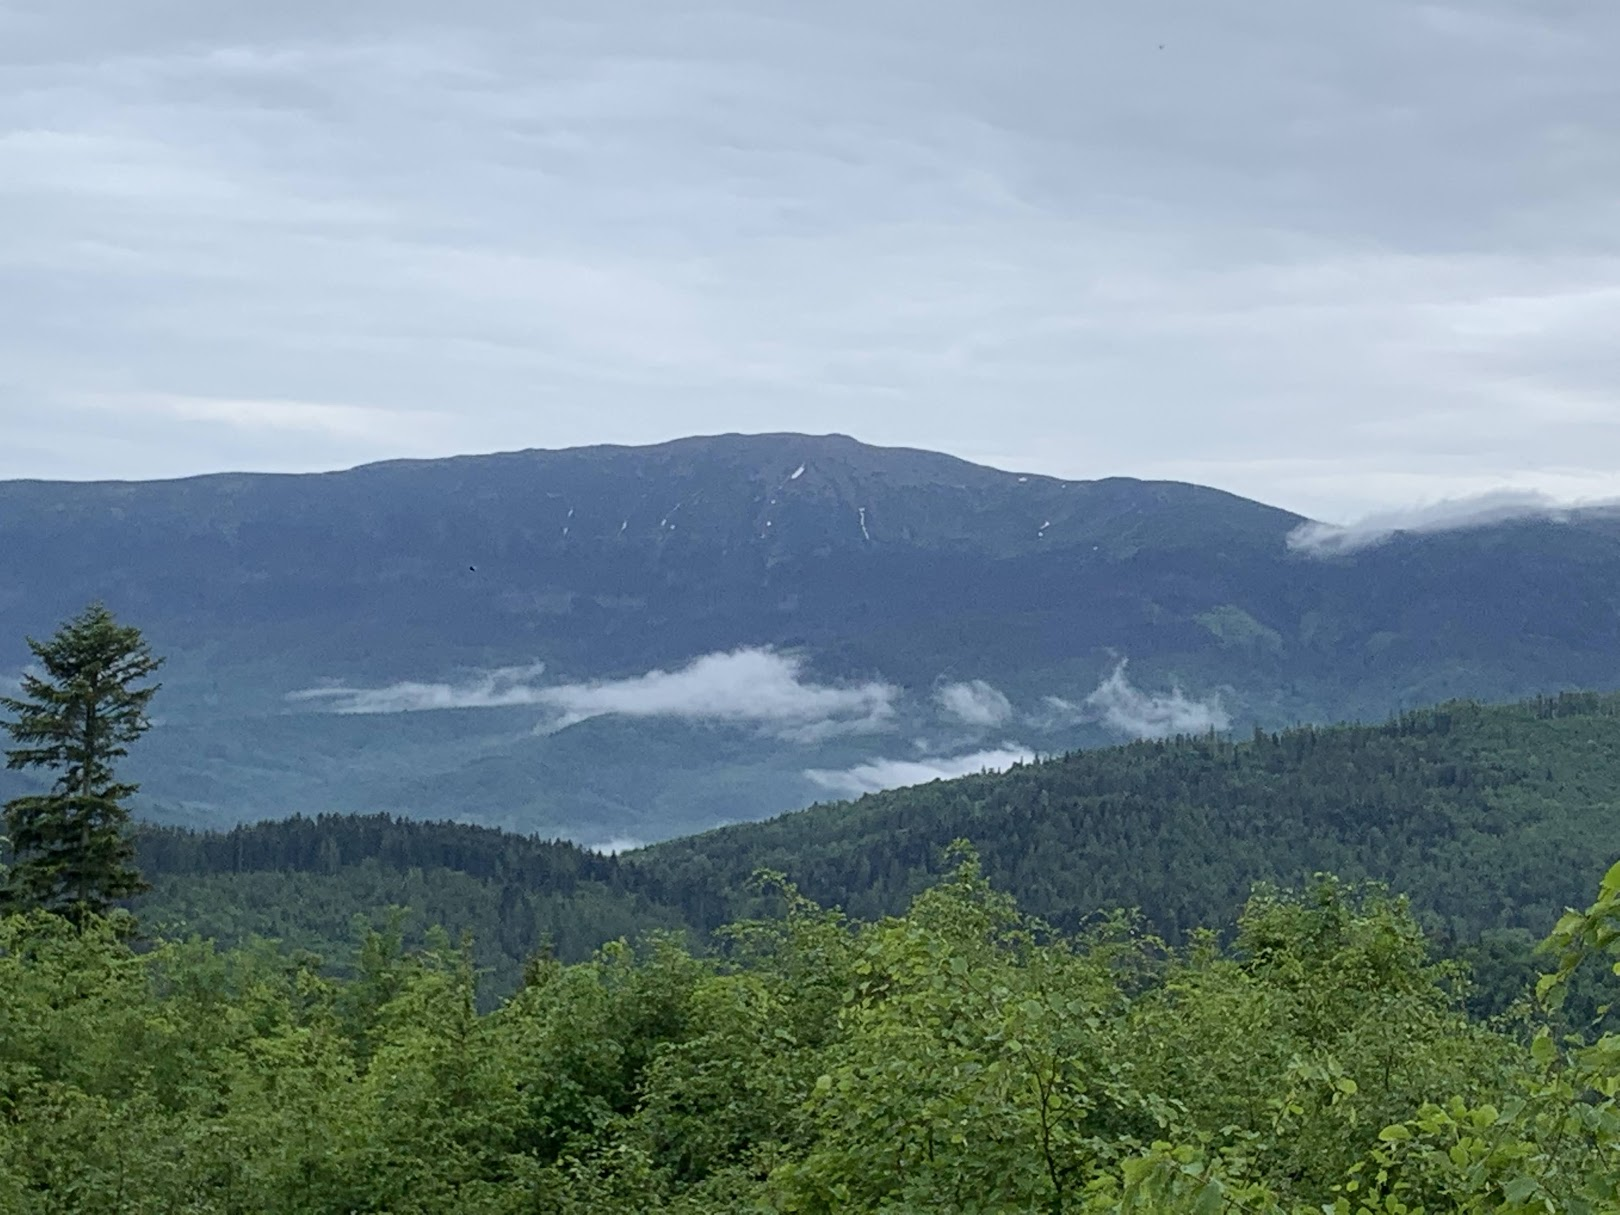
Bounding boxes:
[135,689,1620,1016]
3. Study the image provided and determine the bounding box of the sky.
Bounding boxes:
[4,1,1620,522]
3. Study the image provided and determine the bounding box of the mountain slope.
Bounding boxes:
[0,432,1300,688]
[7,433,1620,839]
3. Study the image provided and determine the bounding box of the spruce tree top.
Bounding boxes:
[2,602,163,800]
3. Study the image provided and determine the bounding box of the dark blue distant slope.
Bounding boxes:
[2,433,1618,839]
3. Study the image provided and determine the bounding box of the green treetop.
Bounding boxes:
[2,603,162,921]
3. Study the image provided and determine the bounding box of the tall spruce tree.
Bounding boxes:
[1,603,162,921]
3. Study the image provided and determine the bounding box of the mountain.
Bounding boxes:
[135,691,1620,1012]
[6,433,1620,842]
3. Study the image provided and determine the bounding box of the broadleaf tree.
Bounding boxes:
[1,603,162,921]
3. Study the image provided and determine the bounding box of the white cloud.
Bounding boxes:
[804,745,1034,799]
[583,835,645,856]
[1054,662,1229,740]
[290,661,550,713]
[535,649,896,740]
[79,391,455,444]
[290,648,897,741]
[1287,489,1620,556]
[935,679,1013,728]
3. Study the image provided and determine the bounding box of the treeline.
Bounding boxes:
[137,813,617,888]
[136,817,686,994]
[5,853,1620,1211]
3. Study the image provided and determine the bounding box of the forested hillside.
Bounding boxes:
[632,692,1620,941]
[135,816,687,994]
[136,691,1620,1006]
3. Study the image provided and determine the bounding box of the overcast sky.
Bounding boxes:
[4,1,1618,520]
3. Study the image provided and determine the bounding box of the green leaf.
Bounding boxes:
[1531,1032,1557,1066]
[1502,1174,1540,1204]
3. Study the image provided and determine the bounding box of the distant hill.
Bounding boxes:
[8,433,1620,841]
[630,692,1620,940]
[136,691,1620,1008]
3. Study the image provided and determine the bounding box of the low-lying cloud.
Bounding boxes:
[935,679,1014,728]
[804,745,1034,799]
[535,649,897,740]
[290,662,551,714]
[1044,662,1229,740]
[583,835,646,856]
[291,648,897,741]
[1286,490,1620,557]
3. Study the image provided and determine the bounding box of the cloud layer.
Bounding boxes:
[584,835,646,856]
[293,650,1234,750]
[290,648,897,741]
[1287,490,1620,556]
[290,661,551,713]
[1043,662,1229,740]
[804,746,1033,799]
[6,3,1620,517]
[935,679,1014,728]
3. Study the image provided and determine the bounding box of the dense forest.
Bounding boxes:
[135,691,1620,1007]
[134,817,687,995]
[5,852,1620,1211]
[634,692,1620,936]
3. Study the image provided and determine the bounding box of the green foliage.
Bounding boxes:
[2,603,161,920]
[3,851,1618,1213]
[1324,863,1620,1214]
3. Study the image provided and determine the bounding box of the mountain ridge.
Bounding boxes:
[4,432,1620,842]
